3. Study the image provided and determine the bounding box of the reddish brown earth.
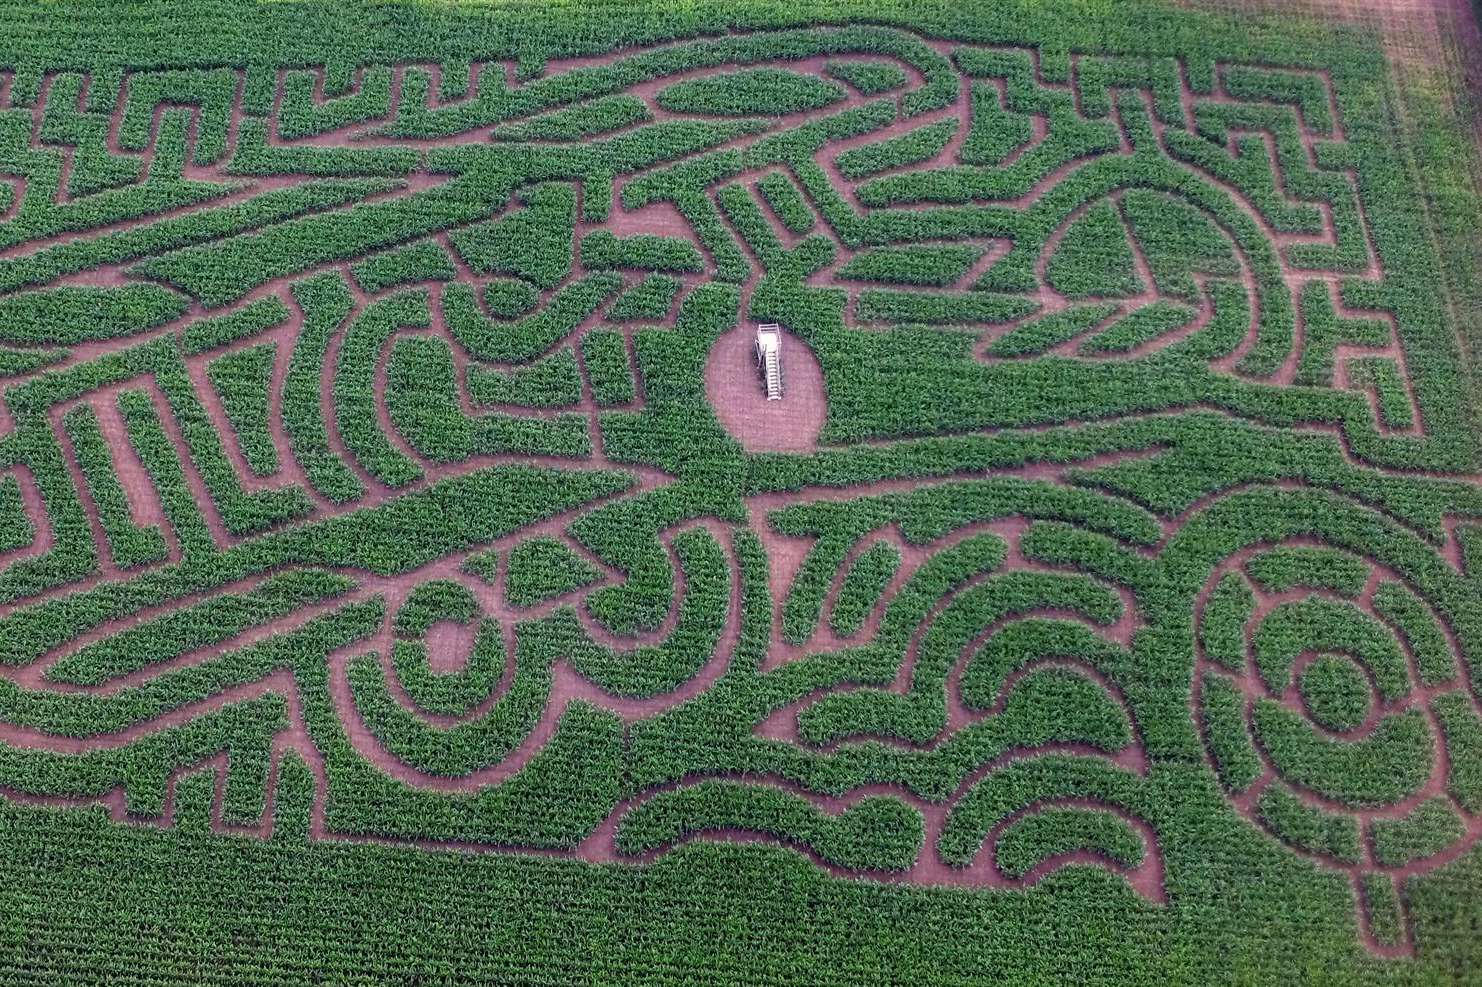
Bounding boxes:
[422,620,476,675]
[1192,0,1482,95]
[0,18,1475,947]
[705,322,827,452]
[1190,535,1482,956]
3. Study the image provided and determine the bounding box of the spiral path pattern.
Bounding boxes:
[0,17,1475,961]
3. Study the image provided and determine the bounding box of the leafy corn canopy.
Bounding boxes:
[0,0,1479,981]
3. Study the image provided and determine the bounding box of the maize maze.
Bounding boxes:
[1,2,1480,976]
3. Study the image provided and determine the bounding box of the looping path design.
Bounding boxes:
[0,23,1475,960]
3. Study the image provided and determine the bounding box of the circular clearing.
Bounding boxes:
[424,619,478,675]
[705,321,827,452]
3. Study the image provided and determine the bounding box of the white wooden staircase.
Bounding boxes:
[755,324,784,400]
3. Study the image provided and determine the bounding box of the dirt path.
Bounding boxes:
[0,20,1476,951]
[1190,0,1480,77]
